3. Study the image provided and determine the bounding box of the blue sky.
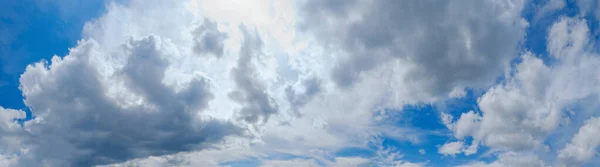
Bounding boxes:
[2,0,600,166]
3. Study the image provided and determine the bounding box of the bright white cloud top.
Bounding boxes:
[1,0,600,166]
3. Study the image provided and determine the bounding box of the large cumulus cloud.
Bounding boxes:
[15,35,242,166]
[0,0,252,166]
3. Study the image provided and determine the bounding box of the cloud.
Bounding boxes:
[192,19,227,58]
[575,0,600,20]
[0,1,271,165]
[229,26,279,124]
[438,141,464,157]
[0,107,25,132]
[260,159,319,167]
[0,107,26,154]
[15,35,243,166]
[2,0,426,165]
[6,0,600,166]
[534,0,565,20]
[285,76,322,115]
[299,0,527,98]
[558,117,600,166]
[456,152,546,167]
[100,148,258,167]
[444,16,600,166]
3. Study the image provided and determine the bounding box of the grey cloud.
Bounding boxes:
[229,26,278,124]
[285,77,322,115]
[16,36,242,166]
[301,0,526,96]
[192,19,227,58]
[301,0,357,19]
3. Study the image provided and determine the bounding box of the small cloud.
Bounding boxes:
[438,141,465,157]
[419,149,426,155]
[192,19,227,58]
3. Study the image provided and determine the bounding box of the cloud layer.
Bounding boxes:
[1,0,600,166]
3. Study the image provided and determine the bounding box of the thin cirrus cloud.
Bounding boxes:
[1,0,600,167]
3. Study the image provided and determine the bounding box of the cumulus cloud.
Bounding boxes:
[443,16,600,166]
[558,117,600,166]
[0,1,259,165]
[438,141,464,157]
[0,107,25,132]
[15,35,242,166]
[300,0,527,98]
[0,107,25,154]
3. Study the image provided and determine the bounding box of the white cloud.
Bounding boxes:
[575,0,600,20]
[260,157,371,167]
[0,154,19,167]
[534,0,565,20]
[328,157,371,167]
[457,152,546,167]
[438,141,465,156]
[452,111,481,140]
[0,107,26,154]
[446,17,600,166]
[101,147,258,167]
[261,159,319,167]
[370,144,426,167]
[558,117,600,166]
[0,107,25,132]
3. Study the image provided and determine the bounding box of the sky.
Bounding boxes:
[1,0,600,167]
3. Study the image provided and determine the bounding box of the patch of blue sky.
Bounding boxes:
[376,89,494,166]
[220,157,262,167]
[335,147,373,158]
[440,89,482,116]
